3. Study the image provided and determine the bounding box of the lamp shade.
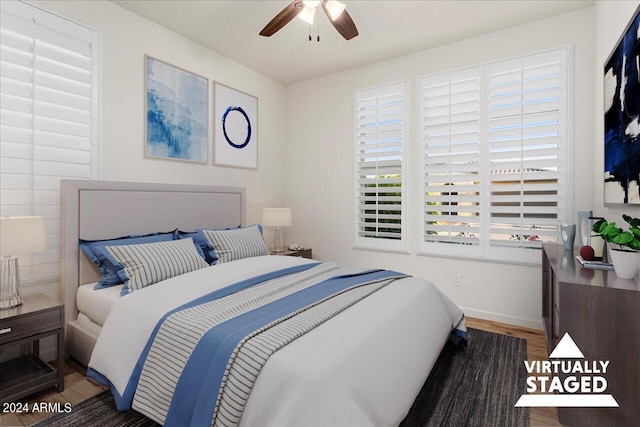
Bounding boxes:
[262,208,292,228]
[0,216,46,256]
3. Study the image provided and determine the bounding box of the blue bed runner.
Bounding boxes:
[88,262,320,409]
[169,267,405,426]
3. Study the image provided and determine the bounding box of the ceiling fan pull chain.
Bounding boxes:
[317,17,320,42]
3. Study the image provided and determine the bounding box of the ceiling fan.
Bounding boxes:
[259,0,358,41]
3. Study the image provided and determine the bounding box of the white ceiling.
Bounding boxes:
[113,0,594,85]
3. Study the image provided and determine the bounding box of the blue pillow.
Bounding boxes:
[176,229,226,261]
[79,230,177,289]
[196,224,266,265]
[176,230,198,239]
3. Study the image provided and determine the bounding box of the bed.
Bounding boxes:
[60,179,466,427]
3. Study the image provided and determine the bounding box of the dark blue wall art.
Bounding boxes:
[604,7,640,205]
[145,56,208,163]
[214,83,258,169]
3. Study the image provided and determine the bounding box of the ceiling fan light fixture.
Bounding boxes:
[260,0,357,40]
[325,0,346,21]
[297,5,316,25]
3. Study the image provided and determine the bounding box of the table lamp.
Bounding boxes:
[262,208,292,253]
[0,216,46,310]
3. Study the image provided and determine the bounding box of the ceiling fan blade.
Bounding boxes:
[322,3,358,40]
[260,1,305,37]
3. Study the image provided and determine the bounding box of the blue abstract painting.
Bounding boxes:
[604,7,640,205]
[145,56,208,163]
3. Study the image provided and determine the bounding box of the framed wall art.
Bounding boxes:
[145,56,208,163]
[214,83,258,169]
[603,6,640,205]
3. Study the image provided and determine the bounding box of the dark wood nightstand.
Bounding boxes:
[272,247,312,259]
[0,293,65,403]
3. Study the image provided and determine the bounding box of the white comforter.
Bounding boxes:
[89,255,464,427]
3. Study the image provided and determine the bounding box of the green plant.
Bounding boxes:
[592,215,640,252]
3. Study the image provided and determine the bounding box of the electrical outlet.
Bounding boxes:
[452,272,462,287]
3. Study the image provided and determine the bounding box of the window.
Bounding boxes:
[354,81,409,252]
[419,49,570,263]
[420,68,483,258]
[0,1,101,285]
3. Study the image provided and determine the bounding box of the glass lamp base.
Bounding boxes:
[1,257,23,310]
[271,227,284,253]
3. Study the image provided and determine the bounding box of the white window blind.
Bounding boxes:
[420,68,483,258]
[419,49,569,263]
[487,51,567,255]
[354,81,409,252]
[0,1,100,285]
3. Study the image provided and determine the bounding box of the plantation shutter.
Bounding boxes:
[354,81,408,252]
[487,50,567,252]
[419,68,483,256]
[419,48,569,263]
[0,1,100,285]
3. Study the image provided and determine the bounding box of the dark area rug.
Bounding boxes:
[35,328,528,427]
[401,328,529,427]
[32,391,159,427]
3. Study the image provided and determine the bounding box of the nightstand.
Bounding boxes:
[272,247,312,259]
[0,293,65,403]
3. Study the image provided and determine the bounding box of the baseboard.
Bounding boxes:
[461,306,543,331]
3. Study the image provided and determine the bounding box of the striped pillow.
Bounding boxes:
[79,229,177,289]
[198,224,268,264]
[106,238,209,295]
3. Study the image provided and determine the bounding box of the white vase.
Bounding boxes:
[608,248,640,279]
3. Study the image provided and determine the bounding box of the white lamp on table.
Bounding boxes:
[0,216,46,310]
[262,208,292,253]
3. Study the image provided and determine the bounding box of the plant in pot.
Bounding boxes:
[592,215,640,279]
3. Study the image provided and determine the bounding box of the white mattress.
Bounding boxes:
[76,283,123,326]
[75,312,103,336]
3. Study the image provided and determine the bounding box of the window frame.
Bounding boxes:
[417,47,573,264]
[418,66,485,259]
[0,0,102,286]
[353,80,410,253]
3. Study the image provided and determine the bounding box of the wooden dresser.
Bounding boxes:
[541,244,639,427]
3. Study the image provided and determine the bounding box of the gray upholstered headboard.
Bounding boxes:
[60,180,245,329]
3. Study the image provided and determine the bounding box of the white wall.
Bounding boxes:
[593,0,640,223]
[32,0,289,228]
[25,0,639,330]
[284,7,598,329]
[13,1,288,361]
